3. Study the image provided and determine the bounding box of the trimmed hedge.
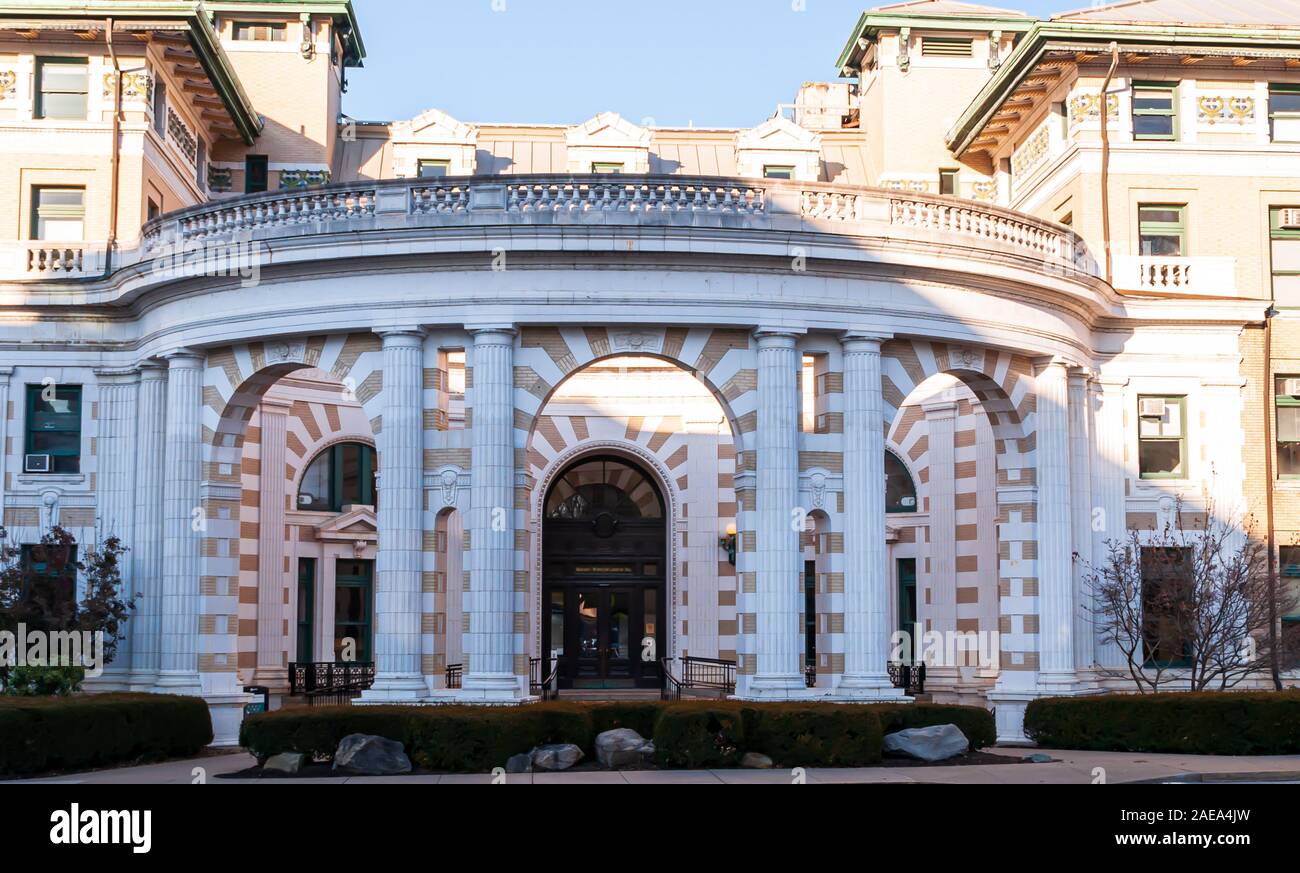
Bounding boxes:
[240,699,992,772]
[0,693,213,777]
[1024,691,1300,755]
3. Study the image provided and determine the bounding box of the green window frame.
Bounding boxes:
[31,186,86,242]
[897,558,918,654]
[298,442,377,512]
[1137,395,1187,480]
[418,159,450,179]
[296,558,316,662]
[21,543,78,613]
[763,165,795,180]
[1138,204,1187,257]
[1277,376,1300,479]
[1281,546,1300,623]
[334,559,373,663]
[25,384,82,474]
[591,162,623,174]
[803,560,817,676]
[1132,81,1179,141]
[1268,83,1300,142]
[35,57,88,120]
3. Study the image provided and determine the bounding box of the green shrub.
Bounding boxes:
[743,703,883,767]
[1024,691,1300,755]
[652,702,746,768]
[1,665,85,696]
[873,703,996,750]
[0,693,212,777]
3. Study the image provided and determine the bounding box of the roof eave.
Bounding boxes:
[836,10,1037,72]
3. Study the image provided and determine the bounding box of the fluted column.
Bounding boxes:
[130,362,167,690]
[254,398,291,688]
[749,328,805,693]
[364,328,427,699]
[155,352,204,694]
[839,334,902,695]
[1034,358,1076,690]
[91,368,140,688]
[922,398,959,686]
[1089,376,1128,669]
[465,327,519,695]
[1067,368,1095,675]
[0,368,11,555]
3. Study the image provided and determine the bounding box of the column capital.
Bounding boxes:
[375,326,427,345]
[137,359,169,381]
[840,331,891,352]
[161,348,204,369]
[92,366,143,384]
[921,398,960,420]
[0,366,12,385]
[753,326,804,348]
[467,325,517,344]
[258,396,294,415]
[1031,354,1072,376]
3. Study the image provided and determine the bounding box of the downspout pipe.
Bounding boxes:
[104,17,122,277]
[1099,41,1119,286]
[1263,307,1282,690]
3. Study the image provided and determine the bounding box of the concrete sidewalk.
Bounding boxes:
[11,747,1300,784]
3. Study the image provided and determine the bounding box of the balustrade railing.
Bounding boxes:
[287,661,375,699]
[506,179,766,214]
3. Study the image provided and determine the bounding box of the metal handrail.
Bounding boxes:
[660,657,684,701]
[678,656,736,694]
[288,661,375,696]
[887,661,927,695]
[445,663,463,689]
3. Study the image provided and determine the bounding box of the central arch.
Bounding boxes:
[541,452,669,690]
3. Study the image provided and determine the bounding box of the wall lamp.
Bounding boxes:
[719,522,738,566]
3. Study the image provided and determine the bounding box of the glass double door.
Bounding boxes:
[549,584,662,689]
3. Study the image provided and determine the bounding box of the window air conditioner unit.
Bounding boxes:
[1282,378,1300,398]
[298,493,315,507]
[1279,208,1300,230]
[1138,398,1166,418]
[24,454,51,473]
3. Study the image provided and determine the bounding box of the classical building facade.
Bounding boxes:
[1,0,1297,745]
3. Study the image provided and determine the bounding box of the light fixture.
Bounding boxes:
[719,522,738,566]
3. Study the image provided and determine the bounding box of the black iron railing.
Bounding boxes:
[805,661,818,688]
[445,663,463,689]
[530,657,561,700]
[287,662,375,707]
[678,656,736,694]
[887,661,927,695]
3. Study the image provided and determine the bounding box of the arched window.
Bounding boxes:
[886,450,918,513]
[545,458,663,520]
[298,442,377,512]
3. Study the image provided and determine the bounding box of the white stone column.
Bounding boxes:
[1089,376,1128,669]
[748,328,805,693]
[839,334,904,696]
[0,368,11,530]
[922,398,959,685]
[130,362,167,689]
[254,398,291,687]
[91,368,139,689]
[464,327,519,697]
[1034,358,1076,691]
[363,328,428,699]
[1067,368,1095,675]
[155,352,204,695]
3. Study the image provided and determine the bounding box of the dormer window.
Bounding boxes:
[418,159,451,179]
[763,165,795,180]
[233,21,287,42]
[592,162,624,174]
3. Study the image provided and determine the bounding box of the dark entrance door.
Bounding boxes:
[542,456,666,690]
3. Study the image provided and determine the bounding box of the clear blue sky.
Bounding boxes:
[345,0,1071,128]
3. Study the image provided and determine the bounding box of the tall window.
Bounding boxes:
[233,21,287,41]
[418,159,450,179]
[1269,84,1300,142]
[36,57,88,120]
[296,558,316,661]
[885,450,918,512]
[21,543,78,618]
[1141,547,1192,667]
[1138,204,1186,257]
[152,78,167,138]
[803,560,817,680]
[298,442,377,512]
[334,559,373,662]
[25,384,82,474]
[897,558,918,659]
[1132,82,1178,140]
[31,187,85,241]
[1277,376,1300,478]
[1138,395,1187,479]
[245,155,269,194]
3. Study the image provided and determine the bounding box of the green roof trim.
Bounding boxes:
[835,9,1037,72]
[201,0,365,66]
[947,20,1300,156]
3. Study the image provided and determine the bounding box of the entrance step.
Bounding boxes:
[556,689,663,703]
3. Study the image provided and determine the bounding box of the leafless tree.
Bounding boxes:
[1082,494,1297,693]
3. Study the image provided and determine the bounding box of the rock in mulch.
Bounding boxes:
[532,744,584,772]
[332,734,413,776]
[263,752,305,775]
[741,752,774,770]
[506,753,533,774]
[882,724,970,763]
[595,728,653,770]
[1023,753,1054,764]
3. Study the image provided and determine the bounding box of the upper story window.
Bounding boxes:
[939,169,959,196]
[1269,84,1300,143]
[25,384,82,474]
[36,57,88,120]
[763,165,795,180]
[418,159,451,179]
[31,187,85,241]
[591,162,623,174]
[152,78,167,139]
[21,543,78,617]
[298,442,377,512]
[233,21,287,42]
[920,36,973,58]
[1138,204,1186,257]
[245,155,269,194]
[885,451,918,513]
[1137,395,1187,479]
[1132,82,1179,141]
[1277,376,1300,478]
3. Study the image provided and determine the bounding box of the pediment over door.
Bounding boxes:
[314,505,378,548]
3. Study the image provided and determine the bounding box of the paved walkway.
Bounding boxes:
[11,747,1300,784]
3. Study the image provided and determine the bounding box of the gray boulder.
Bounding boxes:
[882,724,969,762]
[506,753,533,774]
[264,752,304,775]
[333,734,413,776]
[532,743,584,771]
[596,728,652,770]
[741,752,774,770]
